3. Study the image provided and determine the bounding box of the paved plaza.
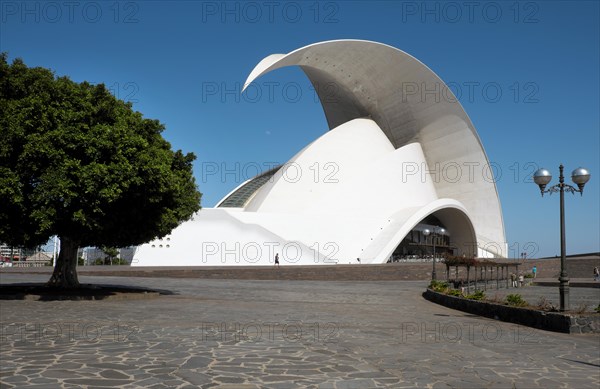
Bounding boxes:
[1,273,599,388]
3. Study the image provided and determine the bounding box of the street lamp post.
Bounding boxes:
[423,227,445,281]
[533,165,590,312]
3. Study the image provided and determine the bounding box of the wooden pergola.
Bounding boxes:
[443,256,521,293]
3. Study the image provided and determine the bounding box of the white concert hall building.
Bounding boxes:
[132,40,507,267]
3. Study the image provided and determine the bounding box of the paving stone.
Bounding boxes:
[1,274,599,388]
[333,379,379,389]
[63,378,133,386]
[146,367,178,374]
[260,375,309,382]
[174,370,212,385]
[181,356,212,369]
[87,362,134,370]
[333,365,358,372]
[99,369,130,379]
[214,375,246,383]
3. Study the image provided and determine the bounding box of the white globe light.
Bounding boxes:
[533,168,552,186]
[571,167,590,185]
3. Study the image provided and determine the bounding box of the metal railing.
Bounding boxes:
[7,260,50,268]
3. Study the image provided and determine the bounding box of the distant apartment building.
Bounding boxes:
[0,244,37,260]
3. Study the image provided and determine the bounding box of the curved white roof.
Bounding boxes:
[243,39,506,256]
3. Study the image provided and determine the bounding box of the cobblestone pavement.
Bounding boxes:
[1,274,599,388]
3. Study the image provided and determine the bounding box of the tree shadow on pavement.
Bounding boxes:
[0,283,177,301]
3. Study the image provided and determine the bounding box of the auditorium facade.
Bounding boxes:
[132,40,506,266]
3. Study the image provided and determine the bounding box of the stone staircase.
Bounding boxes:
[3,256,598,282]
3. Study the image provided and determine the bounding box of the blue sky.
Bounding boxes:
[1,0,598,258]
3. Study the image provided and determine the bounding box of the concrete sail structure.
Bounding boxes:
[132,40,506,267]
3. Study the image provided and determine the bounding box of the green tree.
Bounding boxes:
[100,246,119,265]
[0,54,201,287]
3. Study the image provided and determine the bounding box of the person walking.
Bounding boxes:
[532,265,537,279]
[518,273,524,287]
[274,253,280,268]
[594,266,599,281]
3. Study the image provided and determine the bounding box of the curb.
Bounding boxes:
[423,289,600,334]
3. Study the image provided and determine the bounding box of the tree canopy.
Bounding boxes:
[0,53,201,286]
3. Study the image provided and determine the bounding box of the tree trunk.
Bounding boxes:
[47,236,80,288]
[466,266,470,294]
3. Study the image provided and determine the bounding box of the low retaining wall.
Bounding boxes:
[2,256,598,281]
[533,281,600,288]
[0,264,457,281]
[423,289,600,334]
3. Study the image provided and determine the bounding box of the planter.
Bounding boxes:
[423,289,600,334]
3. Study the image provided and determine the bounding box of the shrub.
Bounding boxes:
[429,280,449,292]
[524,273,534,279]
[93,258,129,265]
[537,296,556,311]
[505,294,528,307]
[595,304,600,313]
[574,304,588,314]
[447,289,462,297]
[466,290,485,300]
